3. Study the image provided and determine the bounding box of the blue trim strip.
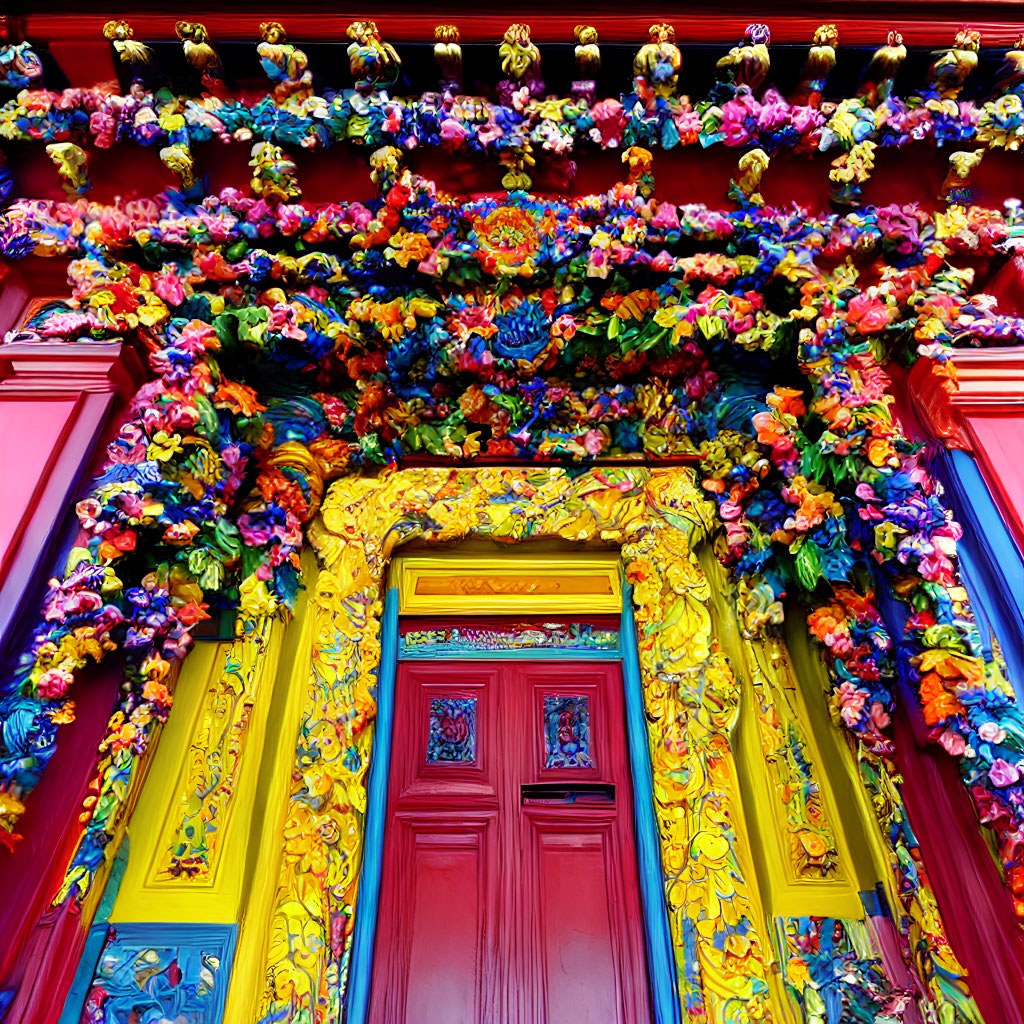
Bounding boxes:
[941,449,1024,705]
[621,585,682,1024]
[57,837,131,1024]
[345,586,399,1024]
[56,924,110,1024]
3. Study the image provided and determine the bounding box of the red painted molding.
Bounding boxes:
[25,7,1024,91]
[0,344,146,431]
[2,902,87,1024]
[0,340,146,654]
[987,255,1024,320]
[904,358,972,450]
[948,346,1024,412]
[22,5,1024,47]
[0,342,144,401]
[892,692,1024,1023]
[905,347,1024,448]
[0,664,121,997]
[0,340,146,1017]
[904,347,1024,554]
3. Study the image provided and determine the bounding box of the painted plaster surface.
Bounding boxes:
[1,15,1023,1024]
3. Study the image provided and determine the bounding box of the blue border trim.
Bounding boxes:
[57,837,131,1024]
[621,584,682,1024]
[57,925,113,1024]
[345,585,399,1024]
[940,449,1024,705]
[346,585,679,1024]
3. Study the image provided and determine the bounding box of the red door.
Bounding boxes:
[369,660,652,1024]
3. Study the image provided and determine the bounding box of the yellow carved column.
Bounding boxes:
[96,553,318,1024]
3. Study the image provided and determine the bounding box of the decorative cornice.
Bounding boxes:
[22,9,1024,46]
[905,358,972,450]
[905,348,1024,452]
[0,342,145,402]
[948,347,1024,412]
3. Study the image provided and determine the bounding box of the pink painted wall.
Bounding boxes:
[0,334,146,1016]
[0,395,85,573]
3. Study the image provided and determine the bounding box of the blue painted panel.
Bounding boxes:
[940,449,1024,705]
[621,585,682,1024]
[69,922,236,1024]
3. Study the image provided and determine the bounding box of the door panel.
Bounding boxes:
[535,826,621,1024]
[369,658,651,1024]
[372,813,496,1024]
[404,825,487,1024]
[401,673,498,803]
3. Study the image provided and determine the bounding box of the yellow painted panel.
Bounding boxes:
[395,550,621,614]
[110,641,219,921]
[111,617,288,924]
[699,547,866,921]
[736,643,864,919]
[783,611,903,912]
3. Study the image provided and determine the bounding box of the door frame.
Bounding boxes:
[345,577,681,1024]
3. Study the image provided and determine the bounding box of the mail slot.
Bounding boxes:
[520,782,615,804]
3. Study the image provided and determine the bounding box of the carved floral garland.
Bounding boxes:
[1,157,1022,894]
[0,49,1021,1013]
[3,22,1024,207]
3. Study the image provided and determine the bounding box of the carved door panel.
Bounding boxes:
[369,660,651,1024]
